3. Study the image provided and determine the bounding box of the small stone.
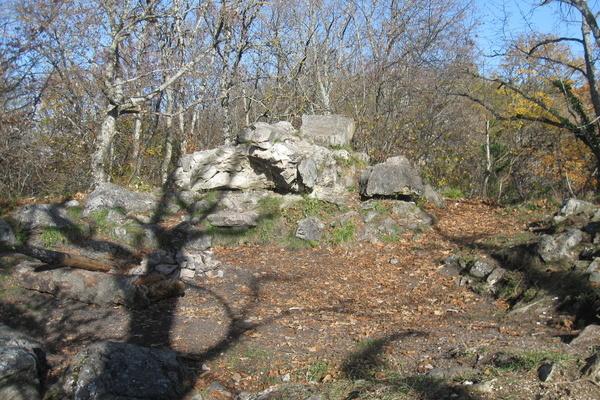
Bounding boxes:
[180,268,196,282]
[390,258,399,265]
[207,381,229,392]
[469,259,496,278]
[486,268,506,286]
[538,362,555,382]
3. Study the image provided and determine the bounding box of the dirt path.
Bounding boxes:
[1,199,598,399]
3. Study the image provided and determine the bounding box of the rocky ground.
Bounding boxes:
[1,198,600,399]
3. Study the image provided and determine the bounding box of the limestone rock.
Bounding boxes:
[170,222,212,252]
[296,217,325,241]
[583,352,600,384]
[359,156,425,198]
[173,120,350,194]
[13,203,74,230]
[469,259,497,278]
[536,229,583,263]
[300,114,355,147]
[207,210,260,228]
[554,198,598,223]
[12,261,184,308]
[0,219,16,245]
[59,341,186,400]
[83,183,158,216]
[0,323,46,400]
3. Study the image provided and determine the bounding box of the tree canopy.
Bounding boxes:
[1,0,599,202]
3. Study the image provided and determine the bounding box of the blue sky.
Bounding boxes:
[473,0,600,55]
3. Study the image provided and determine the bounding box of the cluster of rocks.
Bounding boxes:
[0,322,190,400]
[441,198,600,319]
[130,249,224,283]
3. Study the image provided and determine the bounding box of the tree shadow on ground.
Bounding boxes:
[0,162,292,398]
[339,331,483,400]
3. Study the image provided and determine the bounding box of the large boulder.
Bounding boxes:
[300,114,355,147]
[58,341,186,400]
[359,156,425,198]
[0,323,46,400]
[536,229,583,263]
[0,219,16,245]
[84,183,158,216]
[13,203,74,230]
[12,262,184,308]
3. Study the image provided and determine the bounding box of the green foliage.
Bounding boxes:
[441,188,465,199]
[330,219,356,245]
[41,227,67,247]
[283,195,339,222]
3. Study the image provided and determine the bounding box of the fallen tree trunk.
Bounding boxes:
[11,245,122,273]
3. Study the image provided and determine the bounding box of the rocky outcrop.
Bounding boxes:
[0,323,46,400]
[300,114,355,147]
[55,341,186,400]
[12,262,184,309]
[83,182,159,216]
[443,198,600,320]
[173,118,362,196]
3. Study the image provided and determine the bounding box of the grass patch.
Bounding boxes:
[283,195,339,222]
[41,227,68,247]
[492,350,572,374]
[441,188,465,199]
[330,219,356,245]
[306,360,330,382]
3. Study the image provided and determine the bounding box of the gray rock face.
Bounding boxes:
[536,229,583,263]
[554,198,598,223]
[13,203,74,230]
[359,156,425,198]
[207,210,260,227]
[83,182,158,216]
[0,323,45,400]
[296,217,325,241]
[175,146,272,191]
[12,262,184,308]
[300,114,355,147]
[390,201,434,227]
[0,219,16,245]
[469,259,497,278]
[60,341,186,400]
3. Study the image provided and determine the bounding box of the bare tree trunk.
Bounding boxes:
[483,120,492,197]
[161,89,174,185]
[130,112,143,182]
[91,107,118,184]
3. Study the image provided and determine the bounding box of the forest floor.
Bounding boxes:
[2,198,600,399]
